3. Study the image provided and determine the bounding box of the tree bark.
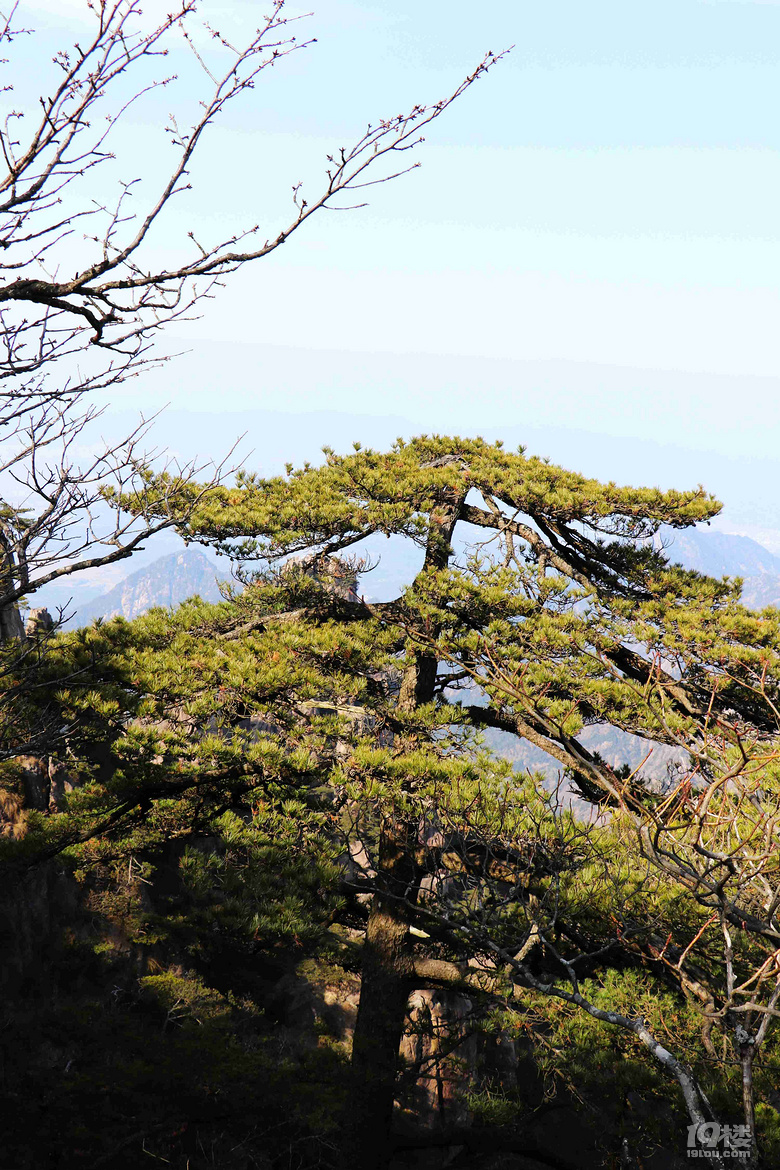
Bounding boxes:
[348,823,419,1169]
[739,1041,757,1168]
[346,488,465,1167]
[0,600,24,643]
[0,544,25,642]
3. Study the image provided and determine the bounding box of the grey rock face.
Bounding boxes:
[66,548,227,627]
[24,607,54,638]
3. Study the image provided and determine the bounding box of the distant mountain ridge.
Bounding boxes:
[67,549,227,628]
[31,522,780,630]
[660,526,780,608]
[661,526,780,577]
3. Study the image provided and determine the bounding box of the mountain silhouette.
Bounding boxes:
[66,548,228,628]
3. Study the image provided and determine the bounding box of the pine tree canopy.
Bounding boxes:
[160,435,721,579]
[7,435,780,1168]
[119,434,780,806]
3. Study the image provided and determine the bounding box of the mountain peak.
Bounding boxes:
[67,547,227,628]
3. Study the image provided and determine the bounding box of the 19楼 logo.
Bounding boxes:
[687,1122,751,1159]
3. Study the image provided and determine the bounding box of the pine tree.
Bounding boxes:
[157,434,780,1167]
[9,434,780,1167]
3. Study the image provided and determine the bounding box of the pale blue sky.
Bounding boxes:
[16,0,780,548]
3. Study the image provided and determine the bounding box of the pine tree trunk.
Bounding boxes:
[0,600,24,642]
[739,1043,757,1168]
[346,486,464,1165]
[0,543,25,643]
[345,651,440,1167]
[348,827,417,1169]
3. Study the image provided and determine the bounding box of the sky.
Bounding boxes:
[13,0,780,557]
